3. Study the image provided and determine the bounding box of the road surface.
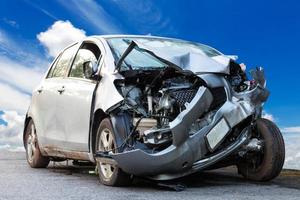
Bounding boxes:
[0,151,299,200]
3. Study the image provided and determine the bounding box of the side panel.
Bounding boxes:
[30,78,62,149]
[56,78,96,151]
[93,36,124,113]
[94,72,124,112]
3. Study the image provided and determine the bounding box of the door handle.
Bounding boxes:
[57,86,65,94]
[37,87,43,94]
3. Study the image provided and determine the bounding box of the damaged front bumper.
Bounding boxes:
[96,69,269,180]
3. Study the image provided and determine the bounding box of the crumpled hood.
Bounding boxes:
[134,40,232,74]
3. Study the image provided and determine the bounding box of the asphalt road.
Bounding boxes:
[0,151,300,200]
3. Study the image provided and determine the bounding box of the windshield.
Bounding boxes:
[106,37,222,71]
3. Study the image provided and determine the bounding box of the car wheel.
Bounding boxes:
[24,120,49,168]
[237,118,285,181]
[95,118,131,186]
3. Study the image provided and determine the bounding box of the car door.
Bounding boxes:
[55,41,102,152]
[37,44,79,150]
[32,55,61,148]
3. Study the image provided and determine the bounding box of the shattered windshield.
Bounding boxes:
[106,37,222,71]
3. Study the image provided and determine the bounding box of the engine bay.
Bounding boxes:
[113,68,215,148]
[111,60,255,150]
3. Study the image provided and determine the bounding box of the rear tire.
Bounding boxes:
[24,120,49,168]
[95,118,131,186]
[237,118,285,181]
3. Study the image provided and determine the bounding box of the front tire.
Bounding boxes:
[95,118,131,186]
[238,118,285,181]
[24,120,49,168]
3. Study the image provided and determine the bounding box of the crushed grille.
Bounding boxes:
[171,89,197,107]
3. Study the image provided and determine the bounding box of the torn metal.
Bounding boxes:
[95,36,271,180]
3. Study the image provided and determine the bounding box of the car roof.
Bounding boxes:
[61,35,189,56]
[90,34,192,43]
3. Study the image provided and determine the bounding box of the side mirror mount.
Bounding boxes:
[83,61,101,81]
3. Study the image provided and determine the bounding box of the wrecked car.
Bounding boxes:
[23,35,285,186]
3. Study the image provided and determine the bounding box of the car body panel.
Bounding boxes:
[88,36,125,114]
[30,78,63,150]
[55,77,96,151]
[132,39,231,74]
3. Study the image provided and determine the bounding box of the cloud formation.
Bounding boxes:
[0,111,24,150]
[0,29,47,67]
[37,20,86,58]
[0,56,44,93]
[57,0,123,34]
[262,110,275,121]
[110,0,177,35]
[281,126,300,133]
[0,84,30,114]
[0,29,47,115]
[283,133,300,169]
[2,18,19,29]
[0,29,47,117]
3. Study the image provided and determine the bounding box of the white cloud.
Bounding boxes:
[0,30,46,115]
[281,126,300,133]
[283,134,300,169]
[0,56,44,93]
[0,111,24,149]
[262,110,274,122]
[57,0,123,34]
[259,111,300,169]
[0,26,46,152]
[0,83,31,114]
[0,31,4,42]
[37,20,86,57]
[0,29,48,68]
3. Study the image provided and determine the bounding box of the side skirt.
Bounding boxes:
[43,146,94,162]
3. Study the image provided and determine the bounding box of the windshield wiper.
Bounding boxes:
[115,41,137,71]
[115,39,184,73]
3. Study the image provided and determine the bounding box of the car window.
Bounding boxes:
[47,54,61,78]
[107,37,222,71]
[50,44,77,78]
[69,43,101,79]
[107,38,165,71]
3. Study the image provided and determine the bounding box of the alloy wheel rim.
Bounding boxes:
[27,124,37,162]
[98,128,115,179]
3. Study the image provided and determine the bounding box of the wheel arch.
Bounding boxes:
[89,110,132,155]
[89,109,108,154]
[23,114,32,148]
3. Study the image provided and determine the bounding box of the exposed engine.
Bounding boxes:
[115,69,206,147]
[112,60,253,149]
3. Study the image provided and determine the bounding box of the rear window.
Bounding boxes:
[47,44,77,78]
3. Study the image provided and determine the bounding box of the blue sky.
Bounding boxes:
[0,0,300,129]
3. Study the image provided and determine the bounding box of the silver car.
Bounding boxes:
[23,35,285,186]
